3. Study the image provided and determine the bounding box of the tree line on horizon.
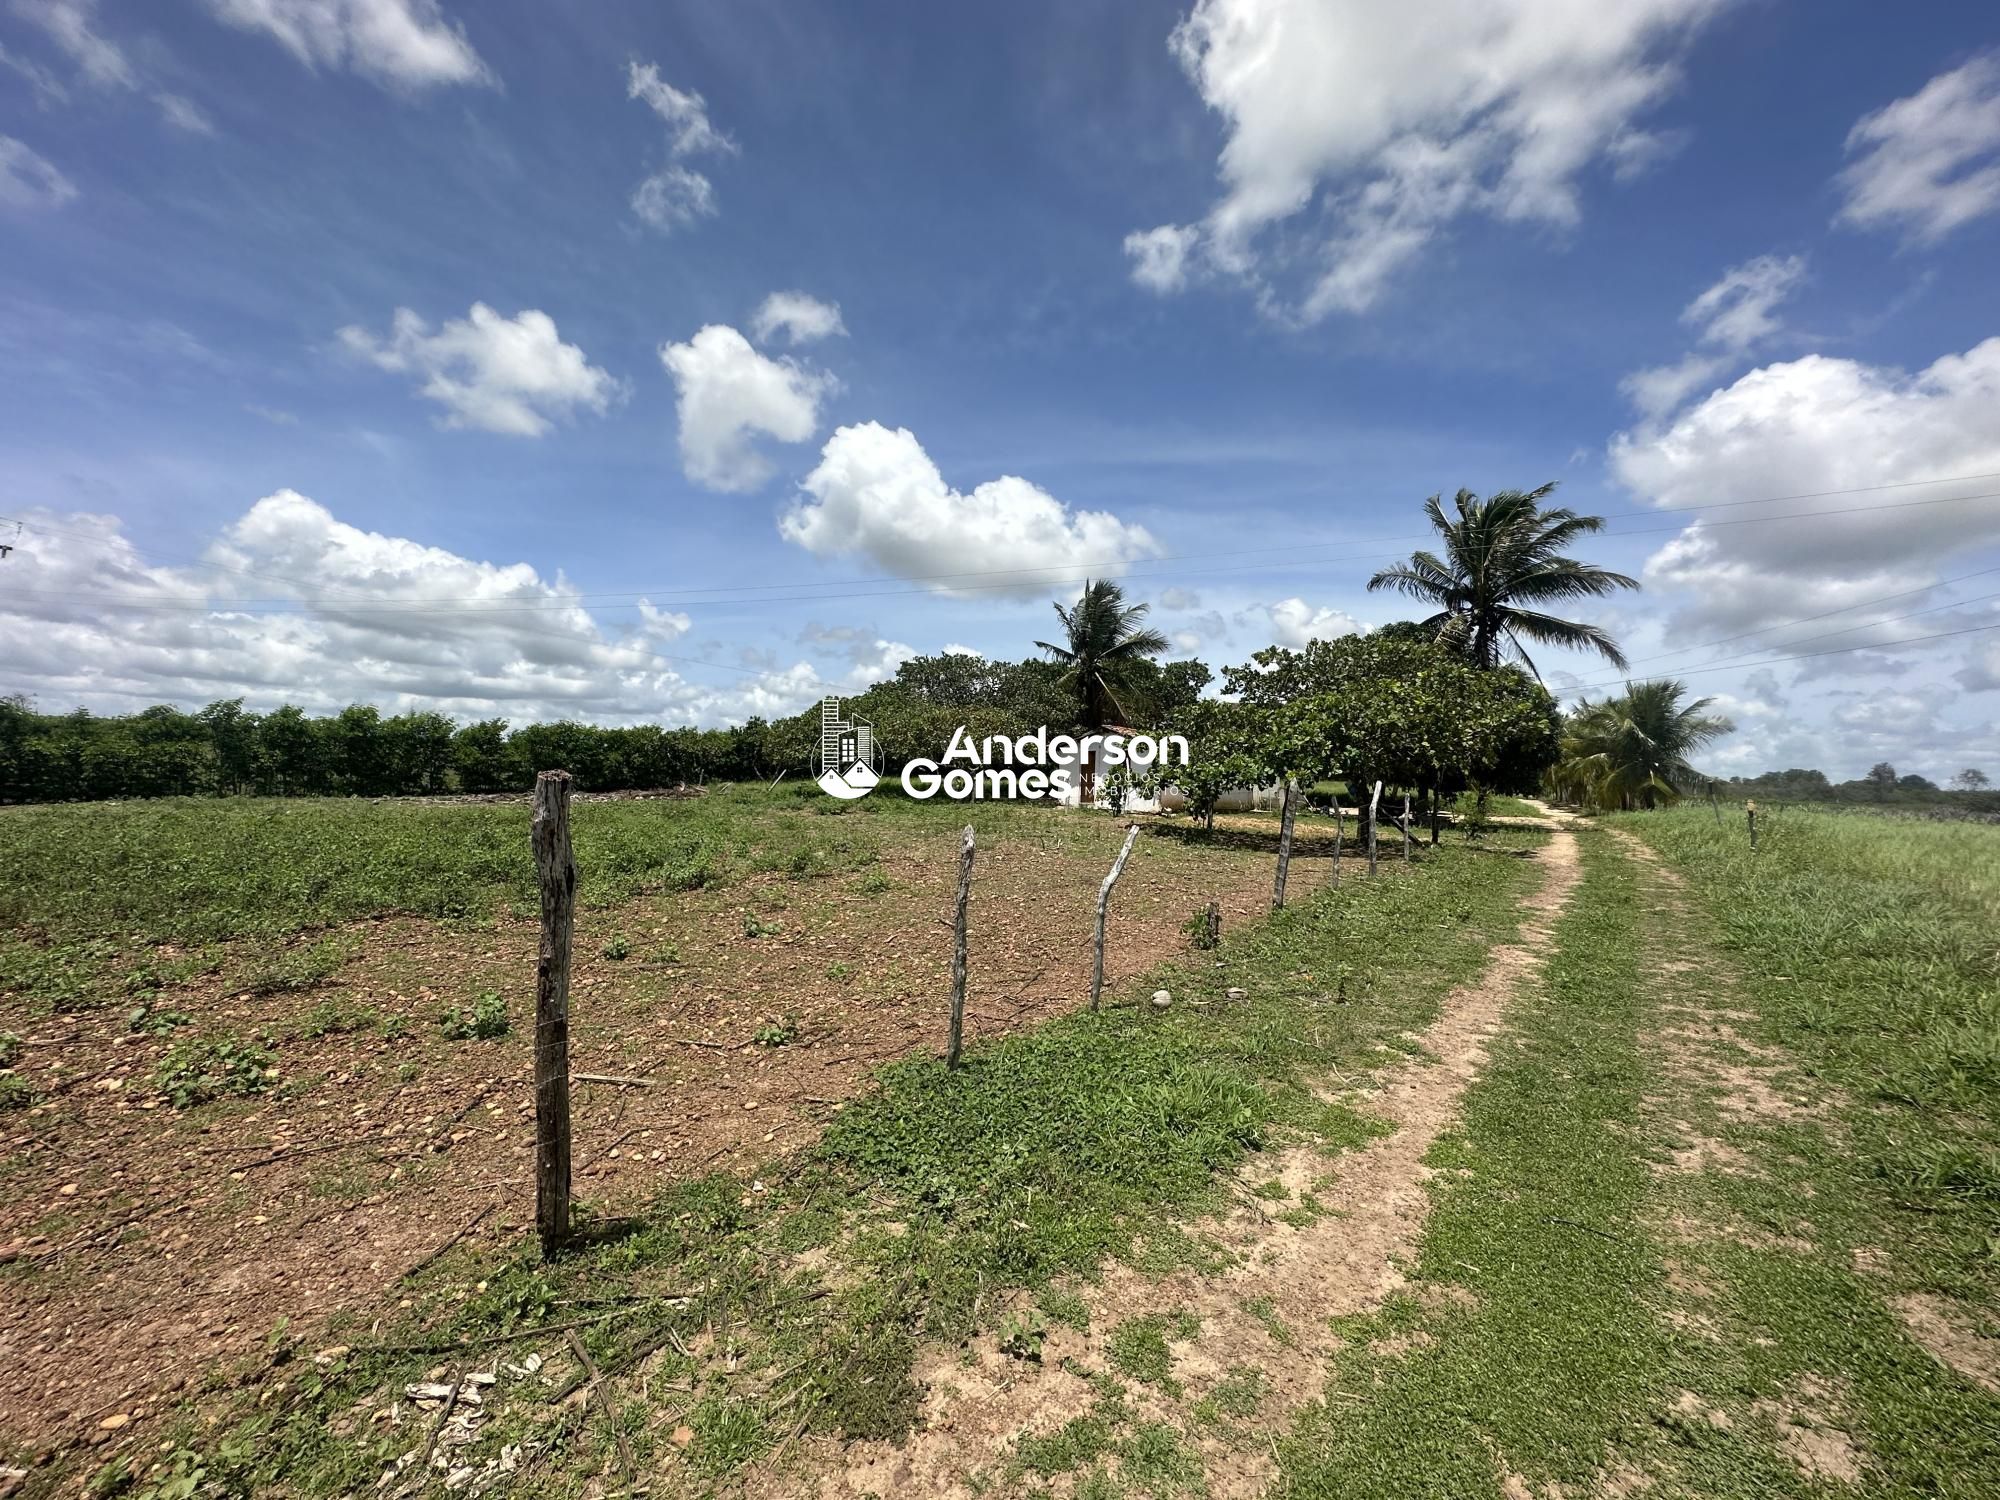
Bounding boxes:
[6,484,1982,812]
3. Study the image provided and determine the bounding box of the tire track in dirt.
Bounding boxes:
[1607,826,1870,1491]
[764,829,1583,1500]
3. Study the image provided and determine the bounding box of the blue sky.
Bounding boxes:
[3,0,1999,781]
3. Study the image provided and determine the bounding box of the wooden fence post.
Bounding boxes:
[1366,780,1382,876]
[1206,899,1221,949]
[1747,800,1758,852]
[948,825,973,1068]
[1330,794,1342,887]
[1272,779,1298,909]
[531,770,575,1259]
[1429,785,1441,846]
[1091,824,1142,1011]
[1400,793,1412,864]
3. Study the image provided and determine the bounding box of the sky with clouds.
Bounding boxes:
[2,0,1999,781]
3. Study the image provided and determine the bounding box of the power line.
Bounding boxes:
[1574,620,2000,689]
[1608,563,2000,672]
[1570,586,2000,691]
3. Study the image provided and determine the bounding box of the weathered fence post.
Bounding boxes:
[1366,780,1382,876]
[1091,823,1142,1011]
[531,770,575,1258]
[1747,800,1759,852]
[1400,793,1412,864]
[1206,899,1221,949]
[947,825,973,1068]
[1330,794,1343,887]
[1272,779,1298,909]
[1429,785,1441,846]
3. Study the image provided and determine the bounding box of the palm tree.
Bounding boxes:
[1035,579,1169,729]
[1366,485,1639,673]
[1553,680,1733,810]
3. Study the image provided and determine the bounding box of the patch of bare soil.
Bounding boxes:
[0,814,1353,1460]
[759,829,1583,1500]
[1753,1374,1866,1486]
[1891,1293,2000,1396]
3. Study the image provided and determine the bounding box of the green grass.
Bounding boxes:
[1276,828,1664,1497]
[1270,811,2000,1497]
[93,826,1549,1497]
[1617,806,2000,1270]
[0,783,1199,949]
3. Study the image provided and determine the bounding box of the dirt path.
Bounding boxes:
[760,828,1582,1500]
[1608,826,1871,1490]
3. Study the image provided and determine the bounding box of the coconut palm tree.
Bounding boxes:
[1366,485,1640,673]
[1035,579,1169,729]
[1554,679,1734,810]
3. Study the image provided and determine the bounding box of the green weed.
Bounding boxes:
[439,991,508,1041]
[154,1036,276,1107]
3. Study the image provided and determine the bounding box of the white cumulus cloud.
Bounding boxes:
[1611,338,2000,638]
[1621,253,1806,420]
[1264,597,1364,649]
[339,303,621,437]
[1838,53,2000,244]
[626,58,732,234]
[659,324,836,492]
[751,291,846,346]
[203,0,488,89]
[11,0,217,132]
[0,134,76,208]
[626,59,732,157]
[630,164,715,233]
[1123,224,1198,294]
[784,422,1161,595]
[1131,0,1730,319]
[0,493,836,726]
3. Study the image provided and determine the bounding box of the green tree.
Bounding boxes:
[1952,767,1990,791]
[257,705,324,795]
[1223,635,1560,808]
[453,719,518,793]
[1366,484,1639,673]
[1035,580,1170,729]
[197,699,259,795]
[1552,680,1733,810]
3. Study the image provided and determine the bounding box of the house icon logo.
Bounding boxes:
[814,696,881,800]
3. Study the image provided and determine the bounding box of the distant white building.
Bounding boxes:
[1049,723,1279,815]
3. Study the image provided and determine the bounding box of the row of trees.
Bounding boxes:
[0,652,1215,805]
[17,481,1950,817]
[0,696,803,804]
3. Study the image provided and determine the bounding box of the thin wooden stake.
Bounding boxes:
[1091,824,1142,1011]
[1206,899,1221,949]
[1746,799,1759,852]
[1400,793,1412,863]
[1366,780,1382,876]
[1429,785,1441,846]
[1330,795,1342,888]
[532,770,575,1259]
[1272,779,1298,909]
[947,825,974,1068]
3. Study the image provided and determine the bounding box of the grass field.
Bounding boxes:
[5,794,1996,1497]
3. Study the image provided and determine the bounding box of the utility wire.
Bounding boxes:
[1568,587,2000,691]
